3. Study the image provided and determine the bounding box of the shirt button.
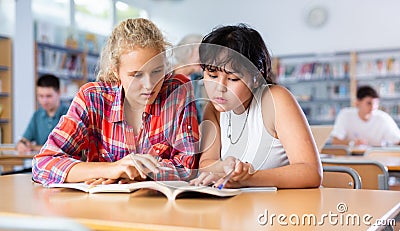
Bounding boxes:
[102,153,106,158]
[142,113,146,118]
[188,125,191,130]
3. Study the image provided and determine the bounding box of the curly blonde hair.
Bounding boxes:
[97,18,170,83]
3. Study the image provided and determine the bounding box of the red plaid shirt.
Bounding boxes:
[33,74,200,185]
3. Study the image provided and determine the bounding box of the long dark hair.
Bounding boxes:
[199,24,275,84]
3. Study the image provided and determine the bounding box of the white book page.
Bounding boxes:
[48,183,91,192]
[239,187,277,192]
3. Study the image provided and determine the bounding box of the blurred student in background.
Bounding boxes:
[174,34,206,121]
[331,85,400,147]
[16,74,68,153]
[173,34,203,77]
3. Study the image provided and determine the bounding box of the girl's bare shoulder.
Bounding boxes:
[261,84,294,104]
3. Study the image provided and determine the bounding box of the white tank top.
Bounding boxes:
[220,84,289,170]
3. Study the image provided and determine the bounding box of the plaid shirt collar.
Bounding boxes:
[109,83,162,123]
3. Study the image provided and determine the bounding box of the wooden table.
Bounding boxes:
[351,145,400,156]
[0,151,35,172]
[0,174,399,231]
[321,145,400,172]
[322,155,400,172]
[365,155,400,172]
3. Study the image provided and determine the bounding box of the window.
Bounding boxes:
[0,0,15,36]
[33,0,70,44]
[32,0,148,43]
[32,0,69,27]
[116,1,148,24]
[74,0,112,35]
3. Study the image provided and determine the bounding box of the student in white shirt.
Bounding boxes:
[331,85,400,147]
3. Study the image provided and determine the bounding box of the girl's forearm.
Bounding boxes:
[65,162,120,183]
[244,163,322,189]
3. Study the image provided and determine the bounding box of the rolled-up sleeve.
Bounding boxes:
[32,89,90,185]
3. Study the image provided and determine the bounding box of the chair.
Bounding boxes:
[321,145,350,156]
[310,125,333,153]
[322,165,362,189]
[322,158,389,190]
[365,148,400,190]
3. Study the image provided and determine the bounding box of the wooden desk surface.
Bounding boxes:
[366,156,400,171]
[0,153,35,159]
[0,174,399,231]
[323,155,400,171]
[350,145,400,155]
[0,150,35,172]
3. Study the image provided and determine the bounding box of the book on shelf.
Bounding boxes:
[278,61,350,81]
[357,57,400,77]
[86,55,99,82]
[37,44,84,79]
[47,181,277,200]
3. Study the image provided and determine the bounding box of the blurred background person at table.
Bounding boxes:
[331,85,400,147]
[173,34,203,77]
[15,74,68,153]
[173,33,206,121]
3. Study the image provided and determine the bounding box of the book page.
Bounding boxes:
[172,185,241,200]
[125,181,189,200]
[48,181,244,200]
[48,183,91,192]
[89,184,132,193]
[48,182,133,193]
[239,187,277,192]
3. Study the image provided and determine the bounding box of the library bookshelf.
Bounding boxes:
[0,36,13,143]
[274,49,400,126]
[35,42,99,106]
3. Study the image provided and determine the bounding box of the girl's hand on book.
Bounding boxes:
[114,153,160,180]
[129,153,160,178]
[85,178,136,186]
[190,156,240,187]
[85,178,118,186]
[216,157,255,184]
[189,171,225,186]
[212,162,254,189]
[229,161,255,182]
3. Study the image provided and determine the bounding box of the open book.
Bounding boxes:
[48,181,237,200]
[47,181,277,200]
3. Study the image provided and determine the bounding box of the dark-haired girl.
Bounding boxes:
[191,24,322,189]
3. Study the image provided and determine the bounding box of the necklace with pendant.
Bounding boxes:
[227,106,250,145]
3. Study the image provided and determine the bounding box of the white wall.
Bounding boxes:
[0,0,15,36]
[13,0,35,143]
[140,0,400,56]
